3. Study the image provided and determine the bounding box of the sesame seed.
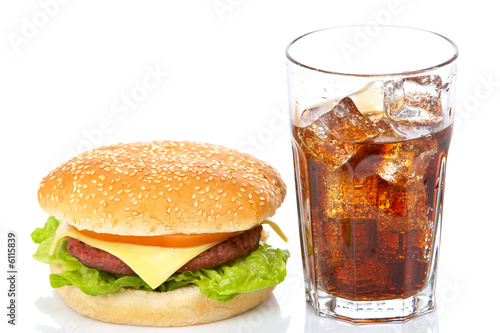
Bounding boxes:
[38,140,286,234]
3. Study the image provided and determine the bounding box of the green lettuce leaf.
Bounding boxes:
[31,217,289,302]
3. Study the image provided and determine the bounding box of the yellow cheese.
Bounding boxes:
[50,222,219,289]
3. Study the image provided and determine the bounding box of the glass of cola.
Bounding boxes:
[286,26,458,322]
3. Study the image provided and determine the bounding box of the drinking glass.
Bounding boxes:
[286,26,458,322]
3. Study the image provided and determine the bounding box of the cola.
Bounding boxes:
[292,91,452,301]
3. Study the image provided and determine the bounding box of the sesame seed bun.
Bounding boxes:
[38,141,286,236]
[50,264,276,327]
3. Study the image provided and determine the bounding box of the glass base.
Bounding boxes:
[307,289,434,323]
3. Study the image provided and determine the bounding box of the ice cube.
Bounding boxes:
[375,141,415,184]
[383,80,405,117]
[374,136,438,184]
[405,135,439,231]
[407,136,438,181]
[350,81,385,118]
[370,117,408,142]
[294,97,380,168]
[384,75,444,126]
[299,99,338,127]
[322,163,355,220]
[317,97,379,143]
[375,154,412,184]
[294,120,358,168]
[406,75,443,89]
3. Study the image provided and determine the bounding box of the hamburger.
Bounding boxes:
[32,140,289,326]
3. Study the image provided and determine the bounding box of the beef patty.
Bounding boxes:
[66,225,263,276]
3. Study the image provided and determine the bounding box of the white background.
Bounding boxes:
[1,1,499,332]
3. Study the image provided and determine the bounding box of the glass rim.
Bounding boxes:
[285,25,459,78]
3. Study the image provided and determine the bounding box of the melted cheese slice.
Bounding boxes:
[50,222,220,289]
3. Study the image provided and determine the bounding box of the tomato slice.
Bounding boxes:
[77,228,240,248]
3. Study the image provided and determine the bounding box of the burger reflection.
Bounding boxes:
[35,291,291,333]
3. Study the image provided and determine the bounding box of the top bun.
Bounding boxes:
[38,141,286,236]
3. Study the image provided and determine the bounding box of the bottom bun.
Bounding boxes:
[49,264,275,327]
